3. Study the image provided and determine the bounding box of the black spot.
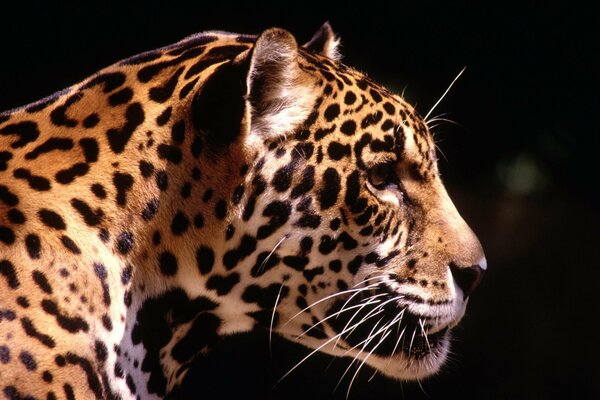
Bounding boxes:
[139,161,155,178]
[38,209,66,230]
[0,151,12,171]
[294,213,321,229]
[158,143,183,164]
[195,246,215,275]
[179,77,199,99]
[250,251,281,277]
[180,182,192,198]
[93,263,111,306]
[25,137,73,160]
[330,218,341,230]
[222,234,257,270]
[215,199,227,220]
[272,164,294,192]
[194,213,204,228]
[191,167,202,181]
[113,172,134,206]
[155,170,169,191]
[202,189,214,202]
[318,168,341,210]
[329,259,342,272]
[21,317,56,348]
[381,119,394,131]
[149,67,184,103]
[83,113,100,128]
[126,374,137,395]
[300,237,313,254]
[241,283,289,309]
[290,166,315,198]
[32,270,52,294]
[99,229,110,242]
[102,314,113,330]
[190,135,203,158]
[116,231,134,254]
[61,235,81,254]
[158,252,178,276]
[327,141,351,160]
[16,296,30,308]
[109,87,134,106]
[142,198,160,221]
[257,201,291,239]
[0,226,15,245]
[369,89,383,103]
[0,185,18,206]
[283,256,309,271]
[121,264,133,285]
[7,208,25,224]
[50,94,80,128]
[185,44,246,78]
[79,138,99,163]
[55,162,89,184]
[205,273,240,296]
[170,120,186,144]
[324,104,340,121]
[71,198,103,226]
[340,120,356,136]
[106,102,145,154]
[171,212,189,235]
[95,341,108,363]
[303,266,324,282]
[232,185,245,204]
[344,91,357,105]
[156,107,172,126]
[91,183,107,199]
[19,351,37,371]
[82,71,126,93]
[13,168,51,191]
[318,235,337,255]
[0,121,39,148]
[64,352,103,398]
[43,370,53,382]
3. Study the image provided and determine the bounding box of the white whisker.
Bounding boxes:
[424,66,466,121]
[269,281,286,354]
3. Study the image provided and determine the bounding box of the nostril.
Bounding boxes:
[449,262,485,300]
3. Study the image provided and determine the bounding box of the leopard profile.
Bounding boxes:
[0,23,486,399]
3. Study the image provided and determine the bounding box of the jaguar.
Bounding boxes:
[0,23,486,399]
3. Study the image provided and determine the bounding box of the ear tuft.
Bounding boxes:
[247,28,317,140]
[302,22,341,61]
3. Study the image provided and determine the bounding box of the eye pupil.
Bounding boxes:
[369,163,394,189]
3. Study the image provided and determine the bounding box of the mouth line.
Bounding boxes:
[325,295,450,359]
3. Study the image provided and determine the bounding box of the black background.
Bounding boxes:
[1,1,598,399]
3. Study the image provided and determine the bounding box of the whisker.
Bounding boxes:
[424,66,466,121]
[282,283,380,328]
[346,330,393,399]
[257,235,287,276]
[269,281,286,354]
[419,318,431,353]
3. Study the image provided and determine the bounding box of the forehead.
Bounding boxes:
[298,50,435,167]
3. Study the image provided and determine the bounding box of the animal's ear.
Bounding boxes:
[302,22,341,61]
[245,27,317,140]
[192,28,317,146]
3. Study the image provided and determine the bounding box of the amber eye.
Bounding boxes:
[368,163,398,190]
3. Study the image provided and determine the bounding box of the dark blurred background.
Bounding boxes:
[1,1,598,398]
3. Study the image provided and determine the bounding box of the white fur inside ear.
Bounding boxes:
[302,22,342,61]
[247,28,317,141]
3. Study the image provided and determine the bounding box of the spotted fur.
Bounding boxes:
[0,23,485,399]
